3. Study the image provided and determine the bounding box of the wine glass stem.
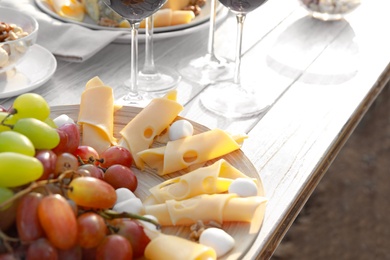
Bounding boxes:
[130,22,140,94]
[143,16,157,74]
[234,14,246,85]
[207,0,218,57]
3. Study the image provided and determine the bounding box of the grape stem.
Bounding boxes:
[99,209,161,230]
[0,230,19,253]
[0,112,14,129]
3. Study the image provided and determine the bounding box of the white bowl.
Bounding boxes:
[299,0,361,21]
[0,7,39,73]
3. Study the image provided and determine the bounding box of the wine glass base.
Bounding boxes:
[200,82,269,118]
[138,65,181,93]
[179,54,234,84]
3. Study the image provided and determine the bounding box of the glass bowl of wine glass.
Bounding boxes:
[0,7,38,73]
[299,0,361,21]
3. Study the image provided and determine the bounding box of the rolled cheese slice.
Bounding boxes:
[138,129,247,175]
[144,194,267,226]
[144,232,216,260]
[78,76,116,154]
[144,159,259,205]
[119,90,183,169]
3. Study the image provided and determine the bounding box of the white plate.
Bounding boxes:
[0,45,57,99]
[35,0,218,34]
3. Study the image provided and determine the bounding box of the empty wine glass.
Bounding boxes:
[102,0,167,105]
[178,0,232,84]
[200,0,270,118]
[138,15,181,93]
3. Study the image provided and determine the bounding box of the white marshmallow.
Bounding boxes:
[199,228,235,257]
[115,187,136,204]
[113,198,144,215]
[228,178,258,197]
[168,120,194,141]
[53,114,75,127]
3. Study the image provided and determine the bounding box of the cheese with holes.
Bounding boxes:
[144,231,216,260]
[119,91,183,169]
[78,77,116,154]
[144,194,267,226]
[138,129,247,175]
[144,159,260,205]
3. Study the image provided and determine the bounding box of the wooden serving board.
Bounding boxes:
[50,105,266,260]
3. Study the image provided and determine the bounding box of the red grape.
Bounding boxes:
[26,238,58,260]
[95,234,132,260]
[74,146,100,165]
[35,150,57,181]
[77,164,104,180]
[104,164,138,192]
[38,194,78,250]
[57,246,82,260]
[16,192,44,242]
[76,212,107,248]
[108,218,150,258]
[67,177,117,209]
[52,123,80,155]
[55,152,78,176]
[100,146,133,168]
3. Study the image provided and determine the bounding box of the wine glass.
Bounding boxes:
[178,0,233,84]
[102,0,167,106]
[200,0,270,118]
[138,15,181,94]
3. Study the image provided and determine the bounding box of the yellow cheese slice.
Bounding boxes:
[140,9,173,28]
[144,232,216,260]
[144,194,267,226]
[171,10,195,26]
[50,0,85,22]
[138,129,248,175]
[144,159,259,205]
[78,77,116,155]
[119,90,183,169]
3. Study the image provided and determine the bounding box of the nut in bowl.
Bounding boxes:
[0,7,38,73]
[299,0,361,21]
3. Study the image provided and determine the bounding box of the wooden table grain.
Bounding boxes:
[1,0,389,258]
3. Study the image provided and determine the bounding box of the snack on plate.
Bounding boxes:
[47,0,85,21]
[138,129,248,175]
[143,228,217,260]
[144,194,267,226]
[77,76,117,154]
[118,90,183,169]
[144,159,260,205]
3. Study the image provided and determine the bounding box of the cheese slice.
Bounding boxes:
[144,194,267,226]
[140,9,173,28]
[144,231,216,260]
[171,10,195,26]
[49,0,85,22]
[78,77,116,155]
[119,90,183,169]
[144,159,259,205]
[138,129,247,175]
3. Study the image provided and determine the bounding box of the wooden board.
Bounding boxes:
[50,104,267,260]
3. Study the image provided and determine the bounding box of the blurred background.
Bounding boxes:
[272,82,390,259]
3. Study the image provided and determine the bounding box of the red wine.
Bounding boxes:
[104,0,166,23]
[219,0,268,13]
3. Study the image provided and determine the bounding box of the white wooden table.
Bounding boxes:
[1,0,390,258]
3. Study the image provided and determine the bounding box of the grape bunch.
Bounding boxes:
[0,93,154,260]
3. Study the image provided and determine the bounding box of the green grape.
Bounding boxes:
[0,111,18,132]
[12,93,50,121]
[44,117,57,128]
[0,131,35,156]
[13,118,60,150]
[0,187,14,210]
[0,152,43,187]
